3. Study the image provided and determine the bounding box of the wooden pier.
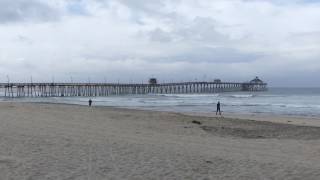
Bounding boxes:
[0,77,267,98]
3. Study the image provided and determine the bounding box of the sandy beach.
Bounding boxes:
[0,102,320,180]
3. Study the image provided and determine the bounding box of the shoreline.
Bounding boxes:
[7,101,320,127]
[182,111,320,128]
[3,90,320,123]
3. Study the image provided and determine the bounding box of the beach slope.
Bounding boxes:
[0,102,320,179]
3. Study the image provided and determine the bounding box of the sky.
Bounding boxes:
[0,0,319,87]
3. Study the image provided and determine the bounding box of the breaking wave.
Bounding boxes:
[229,94,254,98]
[154,94,220,98]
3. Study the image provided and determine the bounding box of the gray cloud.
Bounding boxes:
[175,17,230,44]
[0,0,60,23]
[151,47,263,63]
[0,0,319,86]
[147,28,173,42]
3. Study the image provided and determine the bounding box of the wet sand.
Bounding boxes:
[184,112,320,127]
[0,102,320,179]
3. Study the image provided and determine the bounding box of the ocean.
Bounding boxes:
[3,88,320,118]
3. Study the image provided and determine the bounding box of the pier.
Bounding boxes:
[0,77,267,98]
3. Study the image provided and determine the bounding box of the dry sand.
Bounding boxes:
[0,102,320,180]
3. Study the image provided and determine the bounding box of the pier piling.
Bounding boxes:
[0,77,267,98]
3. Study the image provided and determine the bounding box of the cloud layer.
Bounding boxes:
[0,0,319,86]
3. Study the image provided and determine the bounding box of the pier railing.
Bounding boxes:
[0,81,267,97]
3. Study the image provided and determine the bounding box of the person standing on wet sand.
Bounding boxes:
[216,101,221,115]
[88,99,92,106]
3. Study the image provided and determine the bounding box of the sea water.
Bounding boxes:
[3,88,320,118]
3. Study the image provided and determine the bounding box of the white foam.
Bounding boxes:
[156,94,220,98]
[230,94,254,98]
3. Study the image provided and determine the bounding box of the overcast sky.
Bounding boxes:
[0,0,319,86]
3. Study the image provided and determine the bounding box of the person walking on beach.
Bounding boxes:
[88,99,92,106]
[216,101,221,115]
